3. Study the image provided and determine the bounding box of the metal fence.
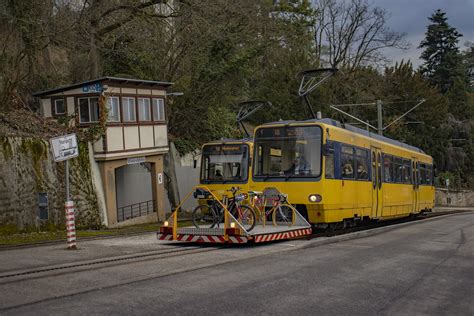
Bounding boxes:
[117,200,156,222]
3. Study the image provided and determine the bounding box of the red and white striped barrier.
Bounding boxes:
[157,228,311,244]
[157,233,248,244]
[65,201,77,250]
[253,228,312,243]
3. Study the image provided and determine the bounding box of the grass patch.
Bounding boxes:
[0,219,199,247]
[0,222,163,247]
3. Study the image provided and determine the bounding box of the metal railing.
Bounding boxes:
[117,200,156,222]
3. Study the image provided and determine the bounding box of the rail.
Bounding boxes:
[117,200,155,222]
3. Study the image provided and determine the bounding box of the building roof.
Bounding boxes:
[33,76,174,97]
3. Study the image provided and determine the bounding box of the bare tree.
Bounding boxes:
[75,0,182,78]
[314,0,408,70]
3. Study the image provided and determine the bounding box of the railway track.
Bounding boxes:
[1,210,468,283]
[0,246,218,282]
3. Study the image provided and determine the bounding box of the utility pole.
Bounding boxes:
[377,100,383,135]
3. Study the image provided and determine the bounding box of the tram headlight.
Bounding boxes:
[308,194,322,203]
[164,221,169,227]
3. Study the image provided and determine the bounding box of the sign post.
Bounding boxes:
[50,134,79,250]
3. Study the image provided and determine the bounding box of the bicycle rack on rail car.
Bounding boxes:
[157,186,312,244]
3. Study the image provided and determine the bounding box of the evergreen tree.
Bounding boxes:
[462,43,474,89]
[419,9,465,93]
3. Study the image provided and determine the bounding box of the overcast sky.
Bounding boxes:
[370,0,474,67]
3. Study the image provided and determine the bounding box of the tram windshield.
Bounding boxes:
[200,144,249,183]
[254,125,322,178]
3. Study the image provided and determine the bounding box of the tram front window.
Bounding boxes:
[254,126,322,178]
[200,144,249,183]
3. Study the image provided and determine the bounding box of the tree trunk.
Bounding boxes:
[89,30,100,79]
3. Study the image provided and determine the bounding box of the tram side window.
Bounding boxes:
[383,155,393,182]
[419,164,427,185]
[430,164,434,184]
[355,148,369,180]
[341,145,354,179]
[425,164,432,185]
[325,142,335,179]
[403,159,411,184]
[393,157,402,183]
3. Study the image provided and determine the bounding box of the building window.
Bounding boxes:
[54,99,66,115]
[152,98,165,121]
[107,97,120,122]
[122,97,136,122]
[138,98,151,121]
[78,97,99,123]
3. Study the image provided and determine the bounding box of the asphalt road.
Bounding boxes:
[1,212,473,315]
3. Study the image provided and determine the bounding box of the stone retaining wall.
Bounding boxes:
[0,136,102,232]
[435,188,474,207]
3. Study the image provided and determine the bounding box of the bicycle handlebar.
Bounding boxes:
[227,187,242,195]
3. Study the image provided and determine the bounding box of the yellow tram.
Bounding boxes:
[250,118,435,229]
[199,139,254,194]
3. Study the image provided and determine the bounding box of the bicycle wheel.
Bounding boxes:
[272,204,296,226]
[192,205,217,228]
[231,205,256,232]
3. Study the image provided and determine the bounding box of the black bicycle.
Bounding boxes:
[192,187,256,232]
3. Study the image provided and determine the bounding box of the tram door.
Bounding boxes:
[412,160,420,213]
[371,148,383,218]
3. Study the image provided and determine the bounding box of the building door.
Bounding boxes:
[115,163,155,222]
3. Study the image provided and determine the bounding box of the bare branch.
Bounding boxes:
[313,0,408,69]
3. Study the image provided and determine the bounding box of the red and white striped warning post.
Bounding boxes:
[65,200,77,250]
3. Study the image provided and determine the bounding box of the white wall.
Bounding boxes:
[164,159,200,213]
